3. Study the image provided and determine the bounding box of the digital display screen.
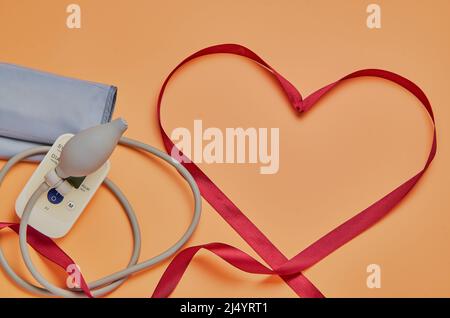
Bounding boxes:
[65,176,86,189]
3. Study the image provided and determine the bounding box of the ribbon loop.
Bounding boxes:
[154,45,436,298]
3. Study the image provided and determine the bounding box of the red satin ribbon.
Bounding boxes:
[0,222,92,297]
[0,44,436,298]
[152,44,436,297]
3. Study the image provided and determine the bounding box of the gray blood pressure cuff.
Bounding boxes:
[0,63,117,160]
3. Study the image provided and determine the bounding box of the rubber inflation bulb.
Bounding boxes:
[56,118,128,178]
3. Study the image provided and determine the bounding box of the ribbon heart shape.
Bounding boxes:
[0,44,436,298]
[152,44,436,298]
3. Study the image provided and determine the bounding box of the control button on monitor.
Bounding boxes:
[47,188,64,205]
[67,201,75,210]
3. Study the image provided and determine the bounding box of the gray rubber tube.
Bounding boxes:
[0,136,202,297]
[0,146,142,297]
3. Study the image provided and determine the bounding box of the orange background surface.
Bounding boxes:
[0,0,449,297]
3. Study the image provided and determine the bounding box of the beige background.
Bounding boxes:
[0,0,449,297]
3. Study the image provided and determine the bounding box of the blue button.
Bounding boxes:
[47,188,64,205]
